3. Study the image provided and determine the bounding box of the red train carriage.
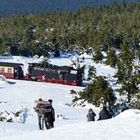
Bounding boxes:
[0,62,23,79]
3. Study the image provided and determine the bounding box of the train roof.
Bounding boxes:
[29,62,73,72]
[0,62,23,68]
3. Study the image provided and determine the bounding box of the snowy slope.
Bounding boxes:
[0,57,140,140]
[0,80,140,140]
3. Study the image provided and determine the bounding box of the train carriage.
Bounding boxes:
[0,62,23,79]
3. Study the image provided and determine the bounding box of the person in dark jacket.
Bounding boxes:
[34,98,53,130]
[87,108,96,121]
[48,99,55,128]
[43,102,53,129]
[17,65,24,79]
[98,106,112,121]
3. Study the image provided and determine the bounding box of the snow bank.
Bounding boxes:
[0,75,16,85]
[1,110,140,140]
[115,109,140,119]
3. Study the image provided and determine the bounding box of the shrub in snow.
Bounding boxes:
[70,89,77,95]
[14,106,28,123]
[129,99,140,110]
[0,111,13,122]
[0,106,28,123]
[72,97,86,107]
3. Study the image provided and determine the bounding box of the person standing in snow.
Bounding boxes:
[34,98,54,130]
[48,99,55,128]
[42,101,53,129]
[87,108,96,121]
[98,106,112,121]
[34,98,45,130]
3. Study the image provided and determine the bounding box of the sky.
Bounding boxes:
[0,0,139,16]
[0,56,140,140]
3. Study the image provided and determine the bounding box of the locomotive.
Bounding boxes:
[25,62,84,86]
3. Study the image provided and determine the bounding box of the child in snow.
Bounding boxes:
[87,108,96,121]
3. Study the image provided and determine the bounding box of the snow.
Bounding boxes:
[79,52,93,59]
[0,56,140,140]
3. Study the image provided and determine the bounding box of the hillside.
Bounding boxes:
[0,57,140,140]
[0,0,139,16]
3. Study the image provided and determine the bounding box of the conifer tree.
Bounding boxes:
[115,41,134,83]
[0,38,7,55]
[73,76,116,106]
[93,47,104,63]
[21,25,36,56]
[88,65,96,80]
[118,74,140,103]
[105,48,117,68]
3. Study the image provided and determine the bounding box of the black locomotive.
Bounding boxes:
[25,62,84,86]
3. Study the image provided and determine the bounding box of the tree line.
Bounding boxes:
[0,2,139,56]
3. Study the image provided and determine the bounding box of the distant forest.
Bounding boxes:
[0,2,139,57]
[0,0,140,17]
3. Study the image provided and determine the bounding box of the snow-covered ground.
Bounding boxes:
[0,56,140,140]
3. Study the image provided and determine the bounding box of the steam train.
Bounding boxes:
[0,62,83,86]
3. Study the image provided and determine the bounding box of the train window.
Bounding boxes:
[0,68,5,73]
[8,68,12,73]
